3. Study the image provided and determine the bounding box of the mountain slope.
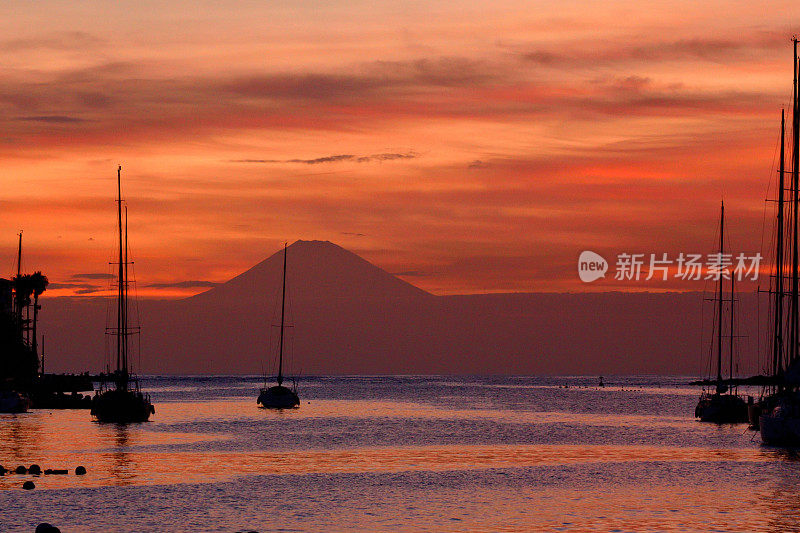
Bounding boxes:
[190,240,432,305]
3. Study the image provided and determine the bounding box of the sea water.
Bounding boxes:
[0,375,796,532]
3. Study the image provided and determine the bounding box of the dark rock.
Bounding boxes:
[44,469,53,475]
[75,466,86,475]
[35,524,61,533]
[28,464,41,475]
[50,469,68,475]
[15,465,26,474]
[0,465,5,475]
[22,481,35,490]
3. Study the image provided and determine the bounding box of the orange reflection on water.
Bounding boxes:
[156,397,698,430]
[0,442,771,491]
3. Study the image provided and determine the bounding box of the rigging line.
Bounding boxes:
[127,226,143,376]
[701,207,724,380]
[699,286,705,380]
[757,286,761,376]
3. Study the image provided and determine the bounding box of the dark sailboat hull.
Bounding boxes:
[91,388,155,423]
[695,393,748,424]
[760,411,800,446]
[257,385,299,409]
[0,391,31,413]
[759,392,800,446]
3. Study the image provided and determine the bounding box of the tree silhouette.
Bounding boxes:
[30,271,48,362]
[12,273,34,339]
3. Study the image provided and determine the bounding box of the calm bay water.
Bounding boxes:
[0,375,798,532]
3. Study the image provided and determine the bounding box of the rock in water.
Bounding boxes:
[28,464,41,475]
[22,481,35,490]
[75,466,86,475]
[35,524,61,533]
[15,466,26,474]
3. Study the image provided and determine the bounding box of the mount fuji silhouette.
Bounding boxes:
[38,241,760,375]
[190,240,431,305]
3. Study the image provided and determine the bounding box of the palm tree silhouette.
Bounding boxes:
[30,271,48,364]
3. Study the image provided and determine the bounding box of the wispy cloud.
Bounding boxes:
[231,152,416,164]
[515,33,786,67]
[71,273,114,280]
[391,270,429,277]
[48,282,103,293]
[0,31,105,52]
[14,115,86,123]
[145,280,220,289]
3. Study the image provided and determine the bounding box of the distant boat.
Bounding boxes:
[755,40,800,445]
[0,390,30,413]
[694,201,748,424]
[258,242,300,409]
[90,166,155,423]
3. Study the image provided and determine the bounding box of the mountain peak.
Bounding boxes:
[291,239,336,247]
[189,241,432,303]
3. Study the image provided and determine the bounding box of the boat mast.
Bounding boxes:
[717,201,724,387]
[16,231,21,279]
[116,165,128,390]
[792,38,800,370]
[776,110,786,379]
[124,204,129,383]
[277,242,287,386]
[15,231,21,338]
[730,270,735,383]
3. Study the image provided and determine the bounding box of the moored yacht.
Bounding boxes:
[90,166,154,423]
[754,40,800,445]
[694,202,748,424]
[257,242,300,409]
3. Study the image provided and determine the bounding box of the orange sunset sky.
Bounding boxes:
[0,1,797,296]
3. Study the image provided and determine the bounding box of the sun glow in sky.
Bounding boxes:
[1,1,799,296]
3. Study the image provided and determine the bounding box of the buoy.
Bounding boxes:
[36,523,61,533]
[29,464,42,475]
[15,465,26,474]
[22,481,35,490]
[75,466,86,475]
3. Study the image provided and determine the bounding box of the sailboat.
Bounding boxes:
[756,39,800,445]
[694,201,749,423]
[90,166,155,423]
[257,242,300,409]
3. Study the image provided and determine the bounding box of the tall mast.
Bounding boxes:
[16,231,21,279]
[717,201,724,386]
[123,204,129,381]
[792,38,800,367]
[116,165,127,389]
[15,231,22,335]
[277,242,287,386]
[776,110,786,378]
[730,269,735,382]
